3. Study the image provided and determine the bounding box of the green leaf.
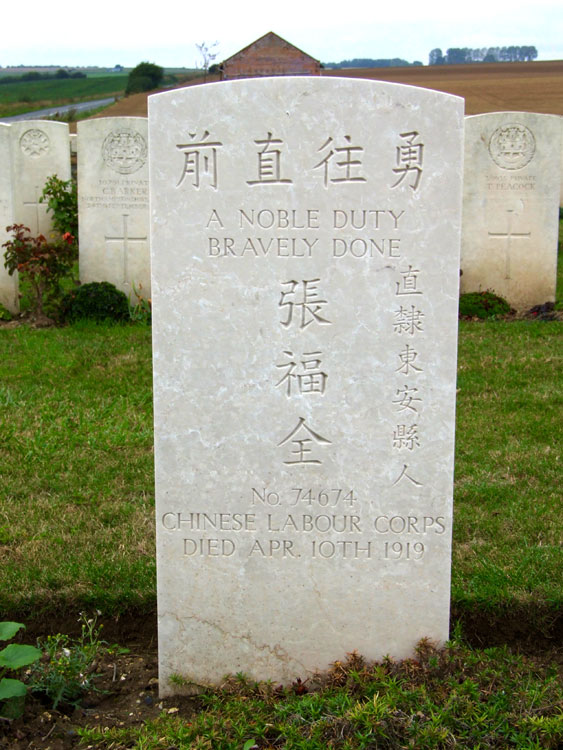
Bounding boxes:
[242,741,257,750]
[0,677,27,700]
[0,622,25,642]
[0,643,42,669]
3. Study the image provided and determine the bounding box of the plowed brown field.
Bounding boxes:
[90,60,563,125]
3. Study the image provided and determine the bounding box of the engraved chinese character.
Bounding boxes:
[176,130,223,189]
[391,131,424,191]
[278,417,332,465]
[392,424,420,451]
[247,132,292,185]
[392,464,423,487]
[396,345,422,375]
[392,385,422,413]
[276,350,327,397]
[313,135,366,186]
[395,265,422,296]
[279,279,331,329]
[393,305,424,336]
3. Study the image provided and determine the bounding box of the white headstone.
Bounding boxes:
[10,121,71,236]
[77,117,150,300]
[149,77,464,695]
[461,112,561,310]
[0,124,18,313]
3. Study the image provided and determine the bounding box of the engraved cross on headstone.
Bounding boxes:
[104,214,147,285]
[488,207,531,280]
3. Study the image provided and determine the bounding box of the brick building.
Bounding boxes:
[220,32,321,80]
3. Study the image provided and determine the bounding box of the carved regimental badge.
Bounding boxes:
[102,129,147,174]
[488,124,536,170]
[20,129,50,158]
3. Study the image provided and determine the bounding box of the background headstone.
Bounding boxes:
[461,112,561,310]
[78,117,150,300]
[149,77,464,695]
[0,124,18,313]
[10,120,71,236]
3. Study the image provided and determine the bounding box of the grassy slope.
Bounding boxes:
[0,75,128,117]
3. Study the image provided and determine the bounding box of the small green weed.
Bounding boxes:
[0,622,41,719]
[0,303,12,321]
[129,283,151,324]
[28,611,125,710]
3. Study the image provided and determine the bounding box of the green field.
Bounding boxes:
[0,74,128,117]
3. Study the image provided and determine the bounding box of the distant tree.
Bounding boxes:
[55,69,69,79]
[125,61,164,95]
[446,48,471,64]
[429,48,445,65]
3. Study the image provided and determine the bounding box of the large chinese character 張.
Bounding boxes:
[279,279,331,330]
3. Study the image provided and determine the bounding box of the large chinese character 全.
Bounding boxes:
[391,131,424,191]
[279,279,331,330]
[247,132,292,185]
[313,135,366,187]
[176,130,223,189]
[276,350,327,397]
[278,417,332,465]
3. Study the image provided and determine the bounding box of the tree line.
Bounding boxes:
[324,58,422,69]
[0,69,86,85]
[429,46,538,65]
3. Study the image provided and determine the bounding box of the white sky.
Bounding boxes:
[2,0,562,68]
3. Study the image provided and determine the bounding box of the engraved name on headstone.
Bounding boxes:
[0,124,18,313]
[461,113,561,310]
[149,78,464,695]
[10,121,71,236]
[78,118,150,298]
